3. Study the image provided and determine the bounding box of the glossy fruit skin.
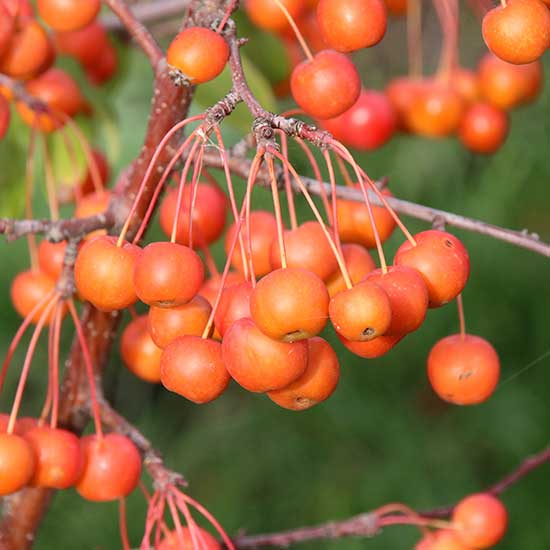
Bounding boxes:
[415,529,471,550]
[270,221,338,280]
[159,184,227,246]
[158,527,221,550]
[268,337,340,410]
[38,240,67,280]
[133,242,205,308]
[250,268,329,342]
[406,82,465,137]
[339,333,402,358]
[326,243,375,297]
[10,270,57,325]
[317,0,387,52]
[0,433,35,495]
[74,236,141,312]
[0,20,51,78]
[321,90,397,150]
[214,282,253,337]
[329,281,391,341]
[365,266,428,335]
[38,0,101,32]
[24,426,83,489]
[427,334,500,405]
[244,0,306,33]
[336,186,396,249]
[167,27,229,84]
[222,317,308,392]
[452,493,507,548]
[17,68,83,132]
[160,336,230,403]
[459,101,508,154]
[291,50,361,119]
[76,433,142,501]
[478,53,542,110]
[394,230,470,308]
[54,22,107,67]
[482,0,550,65]
[225,210,278,277]
[120,316,163,383]
[149,295,212,348]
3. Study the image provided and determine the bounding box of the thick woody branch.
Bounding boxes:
[232,447,550,548]
[103,0,164,67]
[0,213,114,242]
[201,151,550,257]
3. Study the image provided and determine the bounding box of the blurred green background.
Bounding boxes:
[0,6,549,550]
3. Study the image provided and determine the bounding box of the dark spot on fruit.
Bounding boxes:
[444,239,454,248]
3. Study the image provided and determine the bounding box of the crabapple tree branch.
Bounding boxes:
[231,447,550,548]
[102,0,190,30]
[103,0,164,67]
[200,151,550,257]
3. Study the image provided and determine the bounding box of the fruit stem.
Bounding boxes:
[359,169,416,246]
[41,135,60,221]
[0,288,57,395]
[133,127,202,245]
[49,301,62,429]
[272,0,314,61]
[67,300,103,439]
[213,127,249,281]
[270,148,353,289]
[119,498,131,550]
[166,493,191,548]
[330,140,388,274]
[187,144,206,249]
[61,114,105,199]
[267,155,288,269]
[407,0,423,78]
[117,114,206,247]
[295,137,332,223]
[201,156,259,339]
[378,515,454,530]
[434,0,459,79]
[335,154,354,188]
[7,294,59,435]
[457,293,466,339]
[323,150,353,289]
[170,137,200,244]
[201,244,220,277]
[279,132,298,230]
[173,489,236,550]
[375,502,430,537]
[25,123,39,271]
[217,0,239,32]
[245,150,265,286]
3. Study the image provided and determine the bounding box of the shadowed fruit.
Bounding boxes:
[394,230,470,307]
[244,0,306,33]
[10,270,57,325]
[427,334,500,405]
[222,317,308,392]
[268,337,340,410]
[214,281,253,337]
[326,243,375,297]
[160,336,230,403]
[459,101,508,154]
[76,433,142,501]
[338,333,402,358]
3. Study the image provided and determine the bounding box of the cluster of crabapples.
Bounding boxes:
[415,493,508,550]
[0,0,116,140]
